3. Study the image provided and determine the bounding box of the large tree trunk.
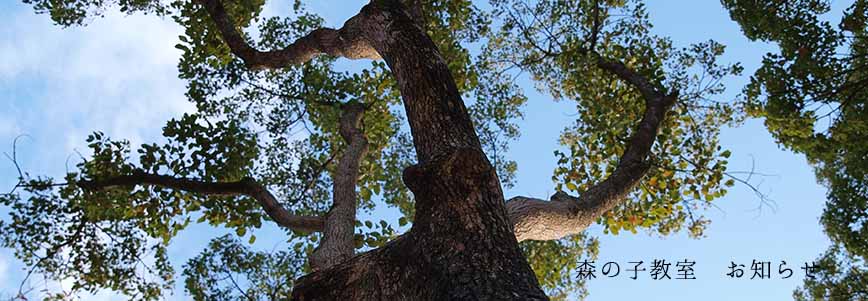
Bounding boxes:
[202,0,674,297]
[293,150,546,300]
[291,1,546,299]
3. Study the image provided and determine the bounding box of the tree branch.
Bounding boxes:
[309,102,369,271]
[77,170,324,233]
[595,56,665,101]
[199,0,379,70]
[508,55,677,242]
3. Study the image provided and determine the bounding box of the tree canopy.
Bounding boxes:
[721,0,868,299]
[1,0,864,300]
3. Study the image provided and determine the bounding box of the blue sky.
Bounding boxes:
[0,0,845,300]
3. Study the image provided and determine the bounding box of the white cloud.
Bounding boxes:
[0,2,358,299]
[0,3,195,299]
[0,255,7,284]
[0,6,194,168]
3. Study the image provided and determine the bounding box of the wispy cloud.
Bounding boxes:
[0,5,193,168]
[0,3,195,299]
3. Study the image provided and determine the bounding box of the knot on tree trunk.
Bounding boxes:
[401,147,494,201]
[401,147,506,238]
[338,102,366,141]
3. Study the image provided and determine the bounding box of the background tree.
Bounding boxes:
[720,1,868,299]
[2,0,747,299]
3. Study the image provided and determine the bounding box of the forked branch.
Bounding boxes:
[200,0,379,70]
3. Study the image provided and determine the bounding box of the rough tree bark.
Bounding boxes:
[310,102,369,271]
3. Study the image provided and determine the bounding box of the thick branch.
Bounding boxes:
[507,192,583,242]
[200,0,379,70]
[310,102,369,271]
[77,170,324,233]
[596,57,664,101]
[357,2,482,163]
[508,56,677,242]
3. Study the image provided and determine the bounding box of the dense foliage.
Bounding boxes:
[721,0,868,299]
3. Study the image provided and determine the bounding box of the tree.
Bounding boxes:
[2,0,745,299]
[720,0,868,299]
